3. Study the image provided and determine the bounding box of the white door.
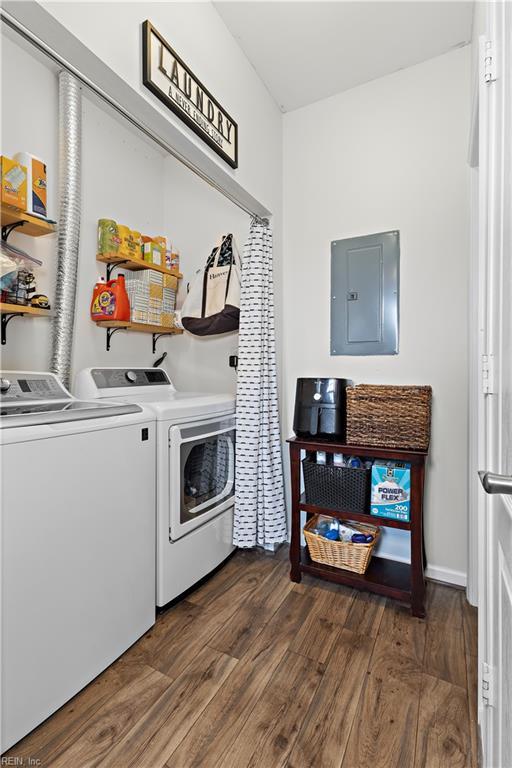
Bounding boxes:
[169,414,235,540]
[478,3,512,766]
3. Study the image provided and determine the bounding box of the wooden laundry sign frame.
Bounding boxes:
[142,21,238,169]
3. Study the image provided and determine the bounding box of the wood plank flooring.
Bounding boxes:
[4,547,478,768]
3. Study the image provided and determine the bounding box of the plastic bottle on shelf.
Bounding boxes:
[90,277,110,320]
[90,274,130,321]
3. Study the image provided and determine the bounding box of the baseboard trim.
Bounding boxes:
[373,551,410,565]
[425,564,467,588]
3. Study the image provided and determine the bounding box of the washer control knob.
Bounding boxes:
[125,370,137,384]
[0,378,11,392]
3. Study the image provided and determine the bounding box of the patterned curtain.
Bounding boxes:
[234,220,287,547]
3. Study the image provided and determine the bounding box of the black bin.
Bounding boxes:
[293,378,352,440]
[302,458,370,514]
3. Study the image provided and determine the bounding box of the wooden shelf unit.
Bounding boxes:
[288,436,428,617]
[1,204,56,237]
[300,546,411,601]
[97,252,182,279]
[299,493,411,531]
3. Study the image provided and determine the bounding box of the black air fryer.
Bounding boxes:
[293,378,352,440]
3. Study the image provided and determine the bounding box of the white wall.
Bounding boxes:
[72,93,248,392]
[283,46,471,584]
[1,3,282,396]
[0,42,250,392]
[162,157,247,394]
[1,35,58,371]
[41,1,282,219]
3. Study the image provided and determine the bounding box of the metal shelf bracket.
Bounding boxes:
[2,221,25,242]
[152,332,174,354]
[103,326,177,352]
[1,312,22,345]
[105,325,128,351]
[105,260,128,280]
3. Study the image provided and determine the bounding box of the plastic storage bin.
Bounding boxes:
[302,457,370,514]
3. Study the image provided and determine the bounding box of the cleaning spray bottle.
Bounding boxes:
[90,274,130,321]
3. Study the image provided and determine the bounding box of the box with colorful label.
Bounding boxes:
[370,460,411,522]
[1,156,27,211]
[142,236,163,266]
[30,157,47,217]
[13,153,47,217]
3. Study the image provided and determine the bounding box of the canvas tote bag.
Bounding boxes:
[180,234,241,336]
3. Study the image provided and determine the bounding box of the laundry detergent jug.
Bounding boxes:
[90,274,130,321]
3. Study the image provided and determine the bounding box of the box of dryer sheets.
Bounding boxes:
[371,460,411,522]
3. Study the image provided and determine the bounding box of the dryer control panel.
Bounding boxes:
[90,368,171,390]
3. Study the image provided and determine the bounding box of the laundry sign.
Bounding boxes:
[142,21,238,168]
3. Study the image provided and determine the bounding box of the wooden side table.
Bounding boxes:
[288,437,428,618]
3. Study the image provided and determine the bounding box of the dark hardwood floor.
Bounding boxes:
[5,546,478,767]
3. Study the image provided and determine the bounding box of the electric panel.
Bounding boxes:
[331,230,400,356]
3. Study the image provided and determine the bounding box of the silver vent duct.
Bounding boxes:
[50,71,82,388]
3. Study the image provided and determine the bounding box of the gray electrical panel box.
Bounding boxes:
[331,230,399,356]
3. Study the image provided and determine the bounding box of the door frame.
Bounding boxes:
[468,27,493,744]
[469,3,512,764]
[467,39,486,611]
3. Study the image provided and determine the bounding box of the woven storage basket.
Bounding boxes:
[346,384,432,450]
[302,458,370,513]
[304,516,380,574]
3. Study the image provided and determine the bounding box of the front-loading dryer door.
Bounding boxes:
[169,414,235,540]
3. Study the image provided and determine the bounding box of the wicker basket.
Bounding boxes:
[304,516,380,574]
[302,458,370,514]
[346,384,432,450]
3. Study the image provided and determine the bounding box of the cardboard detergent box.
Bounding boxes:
[1,156,27,211]
[370,460,411,522]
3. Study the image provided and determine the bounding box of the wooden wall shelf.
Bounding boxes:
[0,302,52,317]
[95,319,182,334]
[288,436,428,617]
[95,319,183,352]
[1,205,56,238]
[95,247,183,349]
[97,252,182,280]
[1,302,52,345]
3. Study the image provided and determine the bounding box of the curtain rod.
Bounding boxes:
[1,10,268,222]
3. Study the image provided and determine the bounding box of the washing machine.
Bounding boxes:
[0,371,156,753]
[75,368,236,607]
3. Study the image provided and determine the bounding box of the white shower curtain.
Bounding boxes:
[233,220,288,548]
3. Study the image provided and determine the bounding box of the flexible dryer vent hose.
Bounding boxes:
[50,71,82,388]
